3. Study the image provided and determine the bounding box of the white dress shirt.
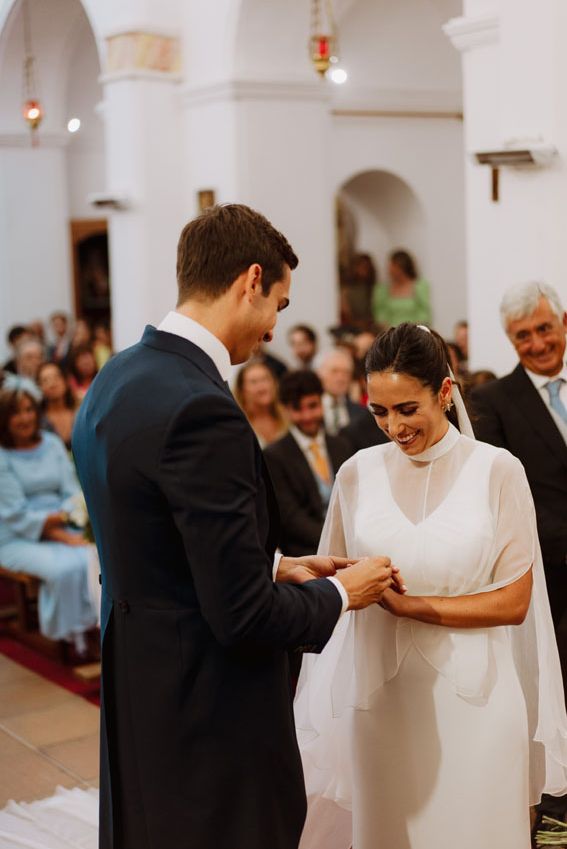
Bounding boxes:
[289,425,332,479]
[322,392,350,436]
[524,362,567,443]
[158,312,348,612]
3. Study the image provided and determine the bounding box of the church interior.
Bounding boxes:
[0,0,566,846]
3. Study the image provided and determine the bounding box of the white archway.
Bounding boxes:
[339,168,428,286]
[0,0,106,358]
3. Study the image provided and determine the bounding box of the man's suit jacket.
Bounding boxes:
[72,327,342,849]
[472,363,567,569]
[264,431,351,557]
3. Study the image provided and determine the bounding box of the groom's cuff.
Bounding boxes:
[326,576,349,615]
[272,551,283,581]
[273,554,348,613]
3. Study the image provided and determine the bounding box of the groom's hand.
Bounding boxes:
[335,556,395,610]
[277,555,356,585]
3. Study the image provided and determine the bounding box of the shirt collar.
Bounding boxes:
[158,311,232,382]
[290,424,326,452]
[524,362,567,390]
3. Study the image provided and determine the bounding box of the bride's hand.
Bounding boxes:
[379,587,414,616]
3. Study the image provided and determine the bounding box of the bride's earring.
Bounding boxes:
[442,399,454,413]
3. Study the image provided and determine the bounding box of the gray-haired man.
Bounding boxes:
[473,282,567,833]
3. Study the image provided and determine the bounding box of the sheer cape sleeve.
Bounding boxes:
[295,447,567,817]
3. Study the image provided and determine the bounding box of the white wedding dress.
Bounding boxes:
[295,424,567,849]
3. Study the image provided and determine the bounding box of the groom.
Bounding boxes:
[72,204,394,849]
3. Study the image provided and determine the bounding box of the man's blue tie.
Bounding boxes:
[546,378,567,425]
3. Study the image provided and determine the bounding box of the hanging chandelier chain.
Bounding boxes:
[311,0,336,36]
[325,0,337,37]
[22,0,32,57]
[310,0,321,35]
[22,0,37,97]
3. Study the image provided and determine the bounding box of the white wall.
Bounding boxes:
[331,116,467,338]
[0,0,104,360]
[0,147,72,357]
[234,93,337,359]
[448,0,567,375]
[65,15,105,219]
[337,0,462,93]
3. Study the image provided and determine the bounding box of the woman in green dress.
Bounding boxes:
[372,249,431,327]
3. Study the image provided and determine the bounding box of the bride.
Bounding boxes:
[295,323,567,849]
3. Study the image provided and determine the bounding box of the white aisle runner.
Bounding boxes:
[0,787,98,849]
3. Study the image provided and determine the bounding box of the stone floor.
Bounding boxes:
[0,652,99,807]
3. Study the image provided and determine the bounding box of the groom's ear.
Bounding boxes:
[241,263,263,302]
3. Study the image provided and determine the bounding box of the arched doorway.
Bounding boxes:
[337,169,427,327]
[0,0,107,358]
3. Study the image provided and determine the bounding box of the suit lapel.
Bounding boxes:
[282,434,323,512]
[503,365,567,470]
[325,435,343,475]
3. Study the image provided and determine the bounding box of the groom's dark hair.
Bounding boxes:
[176,204,298,304]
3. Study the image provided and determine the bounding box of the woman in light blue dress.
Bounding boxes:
[0,376,97,644]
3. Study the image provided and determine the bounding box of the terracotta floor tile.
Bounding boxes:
[42,732,100,782]
[3,697,99,748]
[0,654,36,686]
[0,729,78,806]
[0,675,75,720]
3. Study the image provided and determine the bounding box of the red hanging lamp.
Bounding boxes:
[309,0,338,78]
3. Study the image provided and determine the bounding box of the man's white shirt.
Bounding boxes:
[158,312,348,614]
[289,425,332,480]
[524,362,567,443]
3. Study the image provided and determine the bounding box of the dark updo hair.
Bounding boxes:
[365,322,460,429]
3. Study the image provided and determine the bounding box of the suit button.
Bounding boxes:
[98,574,102,586]
[118,600,129,613]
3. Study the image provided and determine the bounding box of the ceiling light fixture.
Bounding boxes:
[309,0,339,78]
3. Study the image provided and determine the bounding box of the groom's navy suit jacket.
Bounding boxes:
[72,327,342,849]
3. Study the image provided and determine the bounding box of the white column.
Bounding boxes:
[181,80,337,361]
[445,1,567,374]
[99,30,186,350]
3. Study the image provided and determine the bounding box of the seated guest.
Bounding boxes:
[264,370,350,556]
[15,337,44,381]
[453,319,469,372]
[234,359,287,447]
[372,249,432,327]
[3,326,33,374]
[287,324,318,370]
[93,321,113,370]
[464,369,497,399]
[37,362,77,450]
[316,347,368,435]
[352,329,379,405]
[0,377,98,648]
[48,311,71,366]
[67,344,98,403]
[69,318,92,352]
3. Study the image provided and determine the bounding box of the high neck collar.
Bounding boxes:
[403,422,461,463]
